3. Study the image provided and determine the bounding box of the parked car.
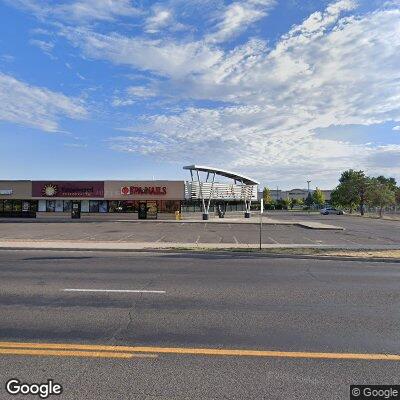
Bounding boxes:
[320,207,344,215]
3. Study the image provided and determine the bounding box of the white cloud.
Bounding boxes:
[61,28,223,79]
[127,86,156,98]
[206,0,276,43]
[29,39,54,53]
[6,0,140,22]
[393,126,400,131]
[145,6,174,33]
[107,1,400,186]
[0,73,87,132]
[63,143,88,148]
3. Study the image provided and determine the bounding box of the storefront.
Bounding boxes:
[0,180,185,218]
[0,181,37,217]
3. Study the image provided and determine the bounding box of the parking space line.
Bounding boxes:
[340,237,363,246]
[195,235,200,244]
[63,289,166,294]
[302,237,322,244]
[155,235,166,243]
[118,233,135,242]
[268,236,280,244]
[233,235,239,244]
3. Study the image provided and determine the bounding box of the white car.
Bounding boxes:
[320,207,344,215]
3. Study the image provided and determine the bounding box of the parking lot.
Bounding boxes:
[0,213,399,247]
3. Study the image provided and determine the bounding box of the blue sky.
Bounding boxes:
[0,0,399,189]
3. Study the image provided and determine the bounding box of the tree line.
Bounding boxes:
[262,187,325,210]
[330,170,400,216]
[262,170,400,216]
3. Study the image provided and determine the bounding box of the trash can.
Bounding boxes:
[217,203,225,218]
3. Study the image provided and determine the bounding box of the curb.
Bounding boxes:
[0,246,399,263]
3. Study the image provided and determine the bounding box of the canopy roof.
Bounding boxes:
[183,165,259,185]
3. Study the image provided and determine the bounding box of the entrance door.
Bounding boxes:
[138,201,147,219]
[71,201,81,219]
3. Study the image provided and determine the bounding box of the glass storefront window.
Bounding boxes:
[63,201,72,212]
[99,201,108,213]
[55,200,63,212]
[46,201,56,212]
[108,201,119,213]
[30,201,38,212]
[22,201,30,212]
[81,200,89,213]
[108,201,136,213]
[3,200,12,212]
[159,200,181,213]
[38,200,46,212]
[89,201,99,213]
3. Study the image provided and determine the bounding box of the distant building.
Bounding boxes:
[259,188,332,202]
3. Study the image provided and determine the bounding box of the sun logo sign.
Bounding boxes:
[42,184,58,197]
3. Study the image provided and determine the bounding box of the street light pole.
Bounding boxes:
[259,199,263,251]
[307,180,311,213]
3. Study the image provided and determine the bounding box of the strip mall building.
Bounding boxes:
[0,180,184,218]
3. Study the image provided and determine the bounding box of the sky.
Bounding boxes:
[0,0,399,190]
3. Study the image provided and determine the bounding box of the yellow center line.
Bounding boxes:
[0,341,399,361]
[0,348,134,359]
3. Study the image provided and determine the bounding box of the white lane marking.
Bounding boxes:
[195,235,201,244]
[155,235,166,243]
[63,289,166,294]
[268,236,280,244]
[233,235,239,244]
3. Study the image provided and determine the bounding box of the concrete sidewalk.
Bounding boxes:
[0,239,398,252]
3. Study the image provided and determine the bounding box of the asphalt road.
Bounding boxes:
[0,214,399,247]
[0,250,400,399]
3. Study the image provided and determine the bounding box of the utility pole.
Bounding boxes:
[259,199,263,251]
[307,180,311,214]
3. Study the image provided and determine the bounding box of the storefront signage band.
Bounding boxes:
[121,186,167,196]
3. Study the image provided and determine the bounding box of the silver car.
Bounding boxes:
[320,207,344,215]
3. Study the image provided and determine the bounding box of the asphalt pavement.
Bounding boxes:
[0,250,400,399]
[0,213,399,247]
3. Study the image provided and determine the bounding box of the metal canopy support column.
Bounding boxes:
[195,170,207,219]
[244,183,252,218]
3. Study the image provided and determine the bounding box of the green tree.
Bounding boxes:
[291,198,299,209]
[305,192,313,208]
[331,170,368,214]
[366,178,396,217]
[262,187,273,205]
[312,188,325,206]
[376,176,397,191]
[283,197,292,210]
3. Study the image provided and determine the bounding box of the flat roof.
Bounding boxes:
[183,165,259,185]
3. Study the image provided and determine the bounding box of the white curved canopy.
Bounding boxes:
[183,165,259,185]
